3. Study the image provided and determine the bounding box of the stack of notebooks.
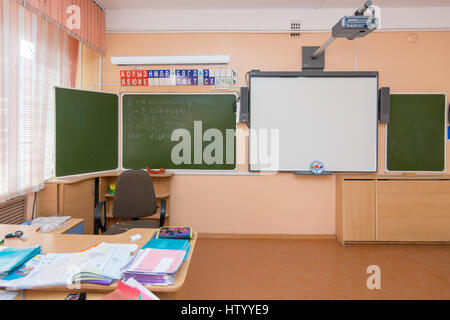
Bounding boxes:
[122,227,192,286]
[0,246,41,276]
[123,248,185,286]
[142,238,191,260]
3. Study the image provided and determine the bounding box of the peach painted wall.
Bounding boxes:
[81,31,450,235]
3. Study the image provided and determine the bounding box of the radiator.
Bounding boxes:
[0,197,26,224]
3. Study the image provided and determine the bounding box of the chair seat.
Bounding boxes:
[103,219,160,235]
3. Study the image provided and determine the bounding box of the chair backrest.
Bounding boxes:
[113,170,158,219]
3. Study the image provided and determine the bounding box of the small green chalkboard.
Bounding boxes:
[122,94,237,170]
[387,94,446,172]
[55,88,119,177]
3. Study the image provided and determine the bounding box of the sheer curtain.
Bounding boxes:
[0,0,78,202]
[14,0,105,54]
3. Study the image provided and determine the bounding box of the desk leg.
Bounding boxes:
[94,178,99,211]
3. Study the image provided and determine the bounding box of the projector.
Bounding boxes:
[332,15,379,40]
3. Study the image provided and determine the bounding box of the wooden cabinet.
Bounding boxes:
[337,179,376,243]
[337,175,450,244]
[37,179,95,234]
[377,181,450,241]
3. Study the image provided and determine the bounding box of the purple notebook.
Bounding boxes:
[81,279,114,285]
[156,227,192,239]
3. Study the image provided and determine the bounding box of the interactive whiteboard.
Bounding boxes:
[249,72,378,172]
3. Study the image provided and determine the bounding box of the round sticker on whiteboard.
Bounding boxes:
[310,161,325,175]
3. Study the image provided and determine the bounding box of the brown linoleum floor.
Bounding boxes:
[176,239,450,300]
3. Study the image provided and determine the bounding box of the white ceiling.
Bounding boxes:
[98,0,450,10]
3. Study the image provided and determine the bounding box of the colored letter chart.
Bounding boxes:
[120,69,237,87]
[120,70,149,87]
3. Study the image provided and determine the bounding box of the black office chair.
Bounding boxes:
[94,170,166,235]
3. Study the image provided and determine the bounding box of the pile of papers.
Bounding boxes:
[0,243,137,290]
[0,235,193,290]
[123,248,185,286]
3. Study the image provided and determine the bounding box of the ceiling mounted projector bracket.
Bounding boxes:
[303,0,379,70]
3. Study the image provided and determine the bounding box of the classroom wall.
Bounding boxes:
[80,43,100,90]
[81,31,450,235]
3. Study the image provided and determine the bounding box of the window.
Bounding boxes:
[0,0,78,202]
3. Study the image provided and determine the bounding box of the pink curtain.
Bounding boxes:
[0,0,79,202]
[14,0,104,54]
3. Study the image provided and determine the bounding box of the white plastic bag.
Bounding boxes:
[31,216,71,233]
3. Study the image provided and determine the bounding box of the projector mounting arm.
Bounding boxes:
[303,0,378,70]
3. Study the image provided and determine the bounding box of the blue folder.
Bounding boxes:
[141,239,191,260]
[0,245,41,275]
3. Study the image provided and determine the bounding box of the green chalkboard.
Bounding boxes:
[387,94,446,172]
[122,94,237,170]
[55,88,118,177]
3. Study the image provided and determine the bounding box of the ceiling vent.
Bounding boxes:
[290,20,301,37]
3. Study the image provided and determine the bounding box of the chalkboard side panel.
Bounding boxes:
[55,87,119,177]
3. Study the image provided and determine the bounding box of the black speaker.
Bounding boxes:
[448,103,450,125]
[239,87,249,123]
[379,87,390,124]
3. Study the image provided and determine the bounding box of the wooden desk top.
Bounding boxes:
[0,225,196,293]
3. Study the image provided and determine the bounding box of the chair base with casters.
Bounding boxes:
[94,198,166,235]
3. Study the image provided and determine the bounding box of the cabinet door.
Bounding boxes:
[37,184,59,216]
[61,179,95,234]
[343,180,376,241]
[377,181,450,241]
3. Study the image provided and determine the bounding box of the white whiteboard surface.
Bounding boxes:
[249,76,378,172]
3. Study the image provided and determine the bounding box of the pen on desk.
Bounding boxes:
[79,243,101,252]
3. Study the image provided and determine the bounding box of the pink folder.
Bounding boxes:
[131,248,185,274]
[102,281,141,300]
[102,281,157,300]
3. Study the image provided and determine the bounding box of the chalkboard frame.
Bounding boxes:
[120,92,239,172]
[55,87,120,178]
[385,93,447,173]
